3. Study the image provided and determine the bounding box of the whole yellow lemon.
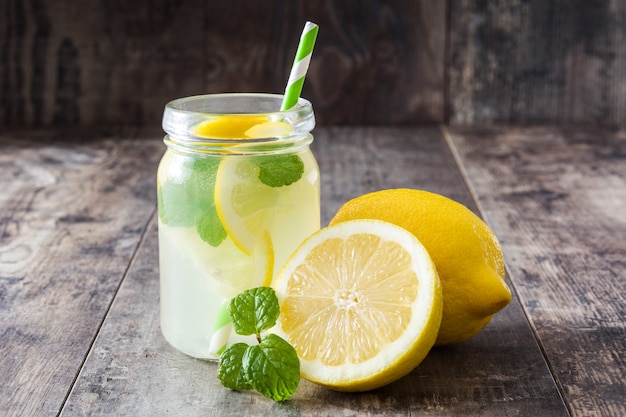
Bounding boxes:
[329,189,511,345]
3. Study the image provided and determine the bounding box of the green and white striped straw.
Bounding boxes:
[209,23,318,358]
[280,21,319,111]
[209,301,233,357]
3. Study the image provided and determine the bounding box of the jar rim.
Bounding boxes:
[162,93,315,155]
[164,93,312,118]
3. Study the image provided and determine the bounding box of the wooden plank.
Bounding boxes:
[0,131,162,416]
[0,0,444,128]
[60,127,568,416]
[445,125,626,417]
[447,0,626,125]
[0,0,205,127]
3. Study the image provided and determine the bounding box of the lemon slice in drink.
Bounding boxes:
[195,115,267,139]
[195,115,291,140]
[245,121,291,138]
[214,158,281,255]
[158,223,273,298]
[271,219,443,392]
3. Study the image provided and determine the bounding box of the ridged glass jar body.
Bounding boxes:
[158,94,320,359]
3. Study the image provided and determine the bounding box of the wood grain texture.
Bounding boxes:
[58,128,568,416]
[5,0,626,128]
[447,0,626,125]
[0,131,162,416]
[0,0,206,128]
[445,125,626,417]
[0,0,444,128]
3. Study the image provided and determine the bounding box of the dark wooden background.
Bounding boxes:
[1,0,625,129]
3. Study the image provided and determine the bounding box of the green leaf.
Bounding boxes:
[228,287,280,336]
[192,157,221,174]
[254,154,304,187]
[195,208,227,247]
[217,343,253,391]
[157,181,196,227]
[242,334,300,401]
[158,156,226,247]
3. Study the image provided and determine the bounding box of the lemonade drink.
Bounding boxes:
[158,94,320,359]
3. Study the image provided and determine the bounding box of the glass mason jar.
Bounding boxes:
[158,93,320,359]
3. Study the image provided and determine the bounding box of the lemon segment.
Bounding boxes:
[329,188,512,346]
[272,219,443,392]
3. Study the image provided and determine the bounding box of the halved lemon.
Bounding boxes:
[329,188,511,345]
[271,219,443,392]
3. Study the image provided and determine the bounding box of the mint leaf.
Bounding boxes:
[242,334,300,401]
[255,154,304,187]
[217,343,253,391]
[158,156,226,246]
[192,157,221,174]
[158,181,196,227]
[228,287,280,336]
[195,208,227,247]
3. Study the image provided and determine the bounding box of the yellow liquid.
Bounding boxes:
[157,149,320,359]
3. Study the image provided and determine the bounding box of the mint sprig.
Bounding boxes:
[217,287,300,402]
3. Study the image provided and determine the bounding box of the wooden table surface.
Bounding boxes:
[1,126,624,416]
